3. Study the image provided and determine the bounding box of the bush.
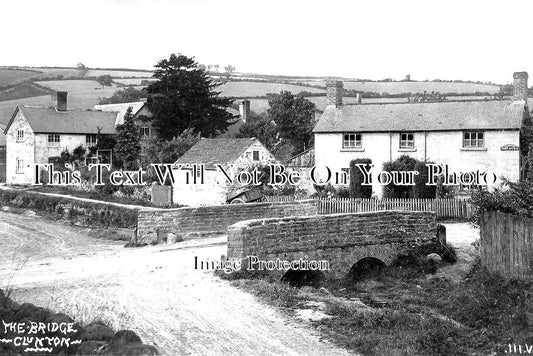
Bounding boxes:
[470,179,533,225]
[382,155,417,198]
[349,158,373,198]
[413,161,436,198]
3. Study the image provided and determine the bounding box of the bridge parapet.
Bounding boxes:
[227,210,437,279]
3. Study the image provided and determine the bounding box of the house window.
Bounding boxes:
[252,150,260,161]
[16,130,24,142]
[343,133,362,149]
[463,131,484,148]
[86,134,98,147]
[139,126,150,139]
[16,159,24,173]
[399,132,415,149]
[48,134,61,147]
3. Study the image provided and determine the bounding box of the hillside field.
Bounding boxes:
[0,68,41,86]
[298,80,500,94]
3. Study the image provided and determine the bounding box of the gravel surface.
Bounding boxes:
[0,211,353,356]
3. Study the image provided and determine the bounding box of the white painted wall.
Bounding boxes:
[172,140,278,206]
[6,111,35,185]
[314,129,520,197]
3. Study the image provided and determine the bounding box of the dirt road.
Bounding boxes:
[0,212,353,356]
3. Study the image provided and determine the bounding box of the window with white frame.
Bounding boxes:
[399,132,415,149]
[86,134,97,147]
[342,133,362,149]
[16,159,24,173]
[16,129,24,142]
[139,126,150,139]
[463,131,484,148]
[48,134,61,147]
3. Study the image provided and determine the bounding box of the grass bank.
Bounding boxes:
[226,258,532,356]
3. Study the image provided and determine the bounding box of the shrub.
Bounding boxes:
[470,179,533,225]
[382,155,417,198]
[349,158,373,198]
[413,161,436,198]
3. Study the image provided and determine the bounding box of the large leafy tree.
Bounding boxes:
[235,112,279,152]
[115,107,141,170]
[146,53,234,140]
[267,91,316,153]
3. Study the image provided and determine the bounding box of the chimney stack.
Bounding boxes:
[326,80,343,107]
[52,91,68,111]
[513,72,528,102]
[238,99,250,123]
[356,92,362,104]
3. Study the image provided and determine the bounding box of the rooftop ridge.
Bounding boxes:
[341,98,516,107]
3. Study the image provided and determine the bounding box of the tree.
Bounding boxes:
[235,113,279,152]
[145,53,234,140]
[382,155,417,198]
[114,107,141,170]
[267,91,316,153]
[96,75,113,88]
[413,161,436,198]
[520,109,533,181]
[349,159,373,198]
[99,87,147,104]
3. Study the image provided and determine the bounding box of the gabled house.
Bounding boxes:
[313,73,529,197]
[3,92,117,185]
[93,100,155,140]
[171,137,277,206]
[94,99,250,140]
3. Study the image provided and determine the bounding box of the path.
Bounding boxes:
[0,212,352,356]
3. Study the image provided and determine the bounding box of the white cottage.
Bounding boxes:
[3,92,117,185]
[313,73,530,197]
[172,137,277,206]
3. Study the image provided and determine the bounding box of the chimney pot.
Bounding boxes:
[52,91,68,111]
[238,99,250,123]
[513,72,528,102]
[326,80,343,107]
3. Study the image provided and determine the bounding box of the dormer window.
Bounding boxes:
[16,129,24,142]
[343,133,362,149]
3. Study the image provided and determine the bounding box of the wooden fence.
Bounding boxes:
[480,210,533,281]
[265,196,474,219]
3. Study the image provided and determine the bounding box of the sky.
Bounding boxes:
[1,0,532,84]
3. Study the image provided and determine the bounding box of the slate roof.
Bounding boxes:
[5,106,117,135]
[313,100,528,133]
[93,101,147,126]
[175,137,259,169]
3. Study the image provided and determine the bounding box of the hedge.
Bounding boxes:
[0,189,138,228]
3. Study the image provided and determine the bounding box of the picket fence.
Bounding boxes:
[480,210,533,281]
[265,195,474,219]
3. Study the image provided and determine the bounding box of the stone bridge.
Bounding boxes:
[227,210,438,279]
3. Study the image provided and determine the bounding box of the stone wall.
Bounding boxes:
[137,200,319,244]
[227,210,437,278]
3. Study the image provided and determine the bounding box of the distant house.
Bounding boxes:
[94,99,250,140]
[3,92,116,185]
[171,137,277,206]
[313,73,530,197]
[93,101,155,140]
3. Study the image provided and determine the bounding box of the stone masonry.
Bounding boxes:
[136,200,319,244]
[227,210,437,279]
